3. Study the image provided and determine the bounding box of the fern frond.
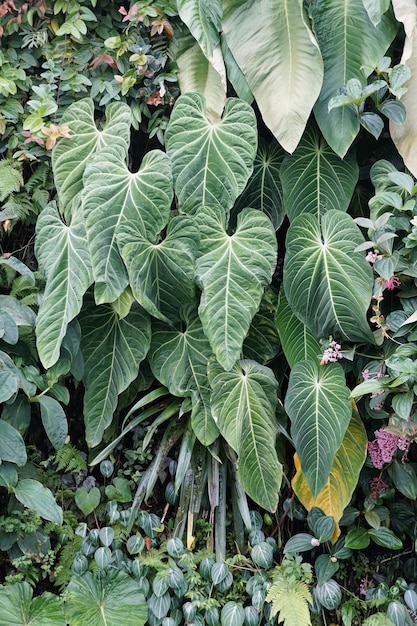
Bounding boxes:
[2,194,36,224]
[55,534,83,589]
[363,614,395,626]
[25,163,50,193]
[266,579,312,626]
[0,160,23,202]
[54,443,87,477]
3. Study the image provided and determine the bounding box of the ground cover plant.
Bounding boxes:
[2,0,417,624]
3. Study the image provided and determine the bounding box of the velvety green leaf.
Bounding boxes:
[79,300,151,448]
[35,203,93,369]
[38,395,68,449]
[285,359,352,497]
[345,528,370,549]
[284,533,317,554]
[233,138,285,229]
[0,462,18,488]
[243,288,281,365]
[0,419,26,465]
[196,206,277,370]
[118,215,198,323]
[275,289,321,367]
[15,479,63,524]
[148,307,218,445]
[360,112,384,139]
[209,359,281,512]
[165,93,257,214]
[388,460,417,499]
[283,210,374,343]
[315,579,342,610]
[311,0,398,156]
[75,486,101,515]
[280,123,359,222]
[0,583,65,626]
[83,148,173,304]
[65,571,147,626]
[222,0,323,153]
[0,310,18,344]
[220,34,253,103]
[53,98,131,216]
[362,0,391,25]
[0,295,36,327]
[369,527,403,549]
[0,350,20,403]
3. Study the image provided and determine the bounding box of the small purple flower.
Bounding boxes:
[320,340,343,364]
[368,429,412,468]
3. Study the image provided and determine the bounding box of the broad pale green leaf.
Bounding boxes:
[148,307,218,445]
[280,124,359,222]
[83,148,173,304]
[222,0,323,153]
[292,403,367,541]
[165,93,257,214]
[275,289,321,368]
[233,138,285,230]
[118,215,198,323]
[390,1,417,176]
[362,0,391,26]
[79,300,151,447]
[0,419,26,465]
[177,0,222,61]
[65,571,147,626]
[0,350,20,403]
[15,479,63,524]
[0,295,36,327]
[38,395,68,449]
[220,34,253,103]
[285,359,352,497]
[311,0,398,156]
[53,98,131,216]
[196,206,277,370]
[209,359,281,512]
[35,203,92,368]
[0,583,65,626]
[283,210,374,343]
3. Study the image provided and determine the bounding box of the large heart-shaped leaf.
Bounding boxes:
[285,359,352,497]
[165,93,257,214]
[196,206,277,370]
[209,359,282,512]
[65,571,147,626]
[222,0,323,153]
[283,210,374,343]
[117,215,198,323]
[0,582,65,626]
[280,124,359,222]
[82,147,172,304]
[79,300,151,448]
[311,0,398,156]
[233,138,285,230]
[53,99,131,216]
[243,287,281,365]
[148,307,218,446]
[292,402,367,541]
[275,289,321,368]
[35,203,93,369]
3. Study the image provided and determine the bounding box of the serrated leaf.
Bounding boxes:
[280,123,358,222]
[266,580,312,626]
[283,210,374,343]
[15,479,63,524]
[285,360,352,497]
[209,359,281,512]
[292,404,367,541]
[118,215,197,323]
[312,0,398,156]
[165,93,257,214]
[148,307,218,445]
[79,300,151,448]
[52,98,131,216]
[83,148,173,304]
[222,0,323,153]
[196,206,277,370]
[38,395,68,449]
[35,203,93,369]
[233,138,285,230]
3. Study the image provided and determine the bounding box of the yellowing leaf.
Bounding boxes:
[292,401,367,542]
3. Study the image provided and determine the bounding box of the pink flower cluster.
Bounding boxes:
[368,429,411,469]
[365,249,382,263]
[369,476,389,499]
[320,340,343,364]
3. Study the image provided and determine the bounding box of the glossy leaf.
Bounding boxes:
[233,138,285,229]
[280,124,359,222]
[118,215,197,323]
[312,0,398,156]
[276,289,321,368]
[165,93,257,214]
[292,404,367,541]
[53,99,131,216]
[285,359,352,497]
[148,307,218,445]
[14,479,63,524]
[209,359,282,512]
[79,300,151,448]
[83,148,173,304]
[35,203,93,369]
[222,0,323,153]
[196,206,277,370]
[283,210,374,343]
[38,395,68,449]
[0,419,26,465]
